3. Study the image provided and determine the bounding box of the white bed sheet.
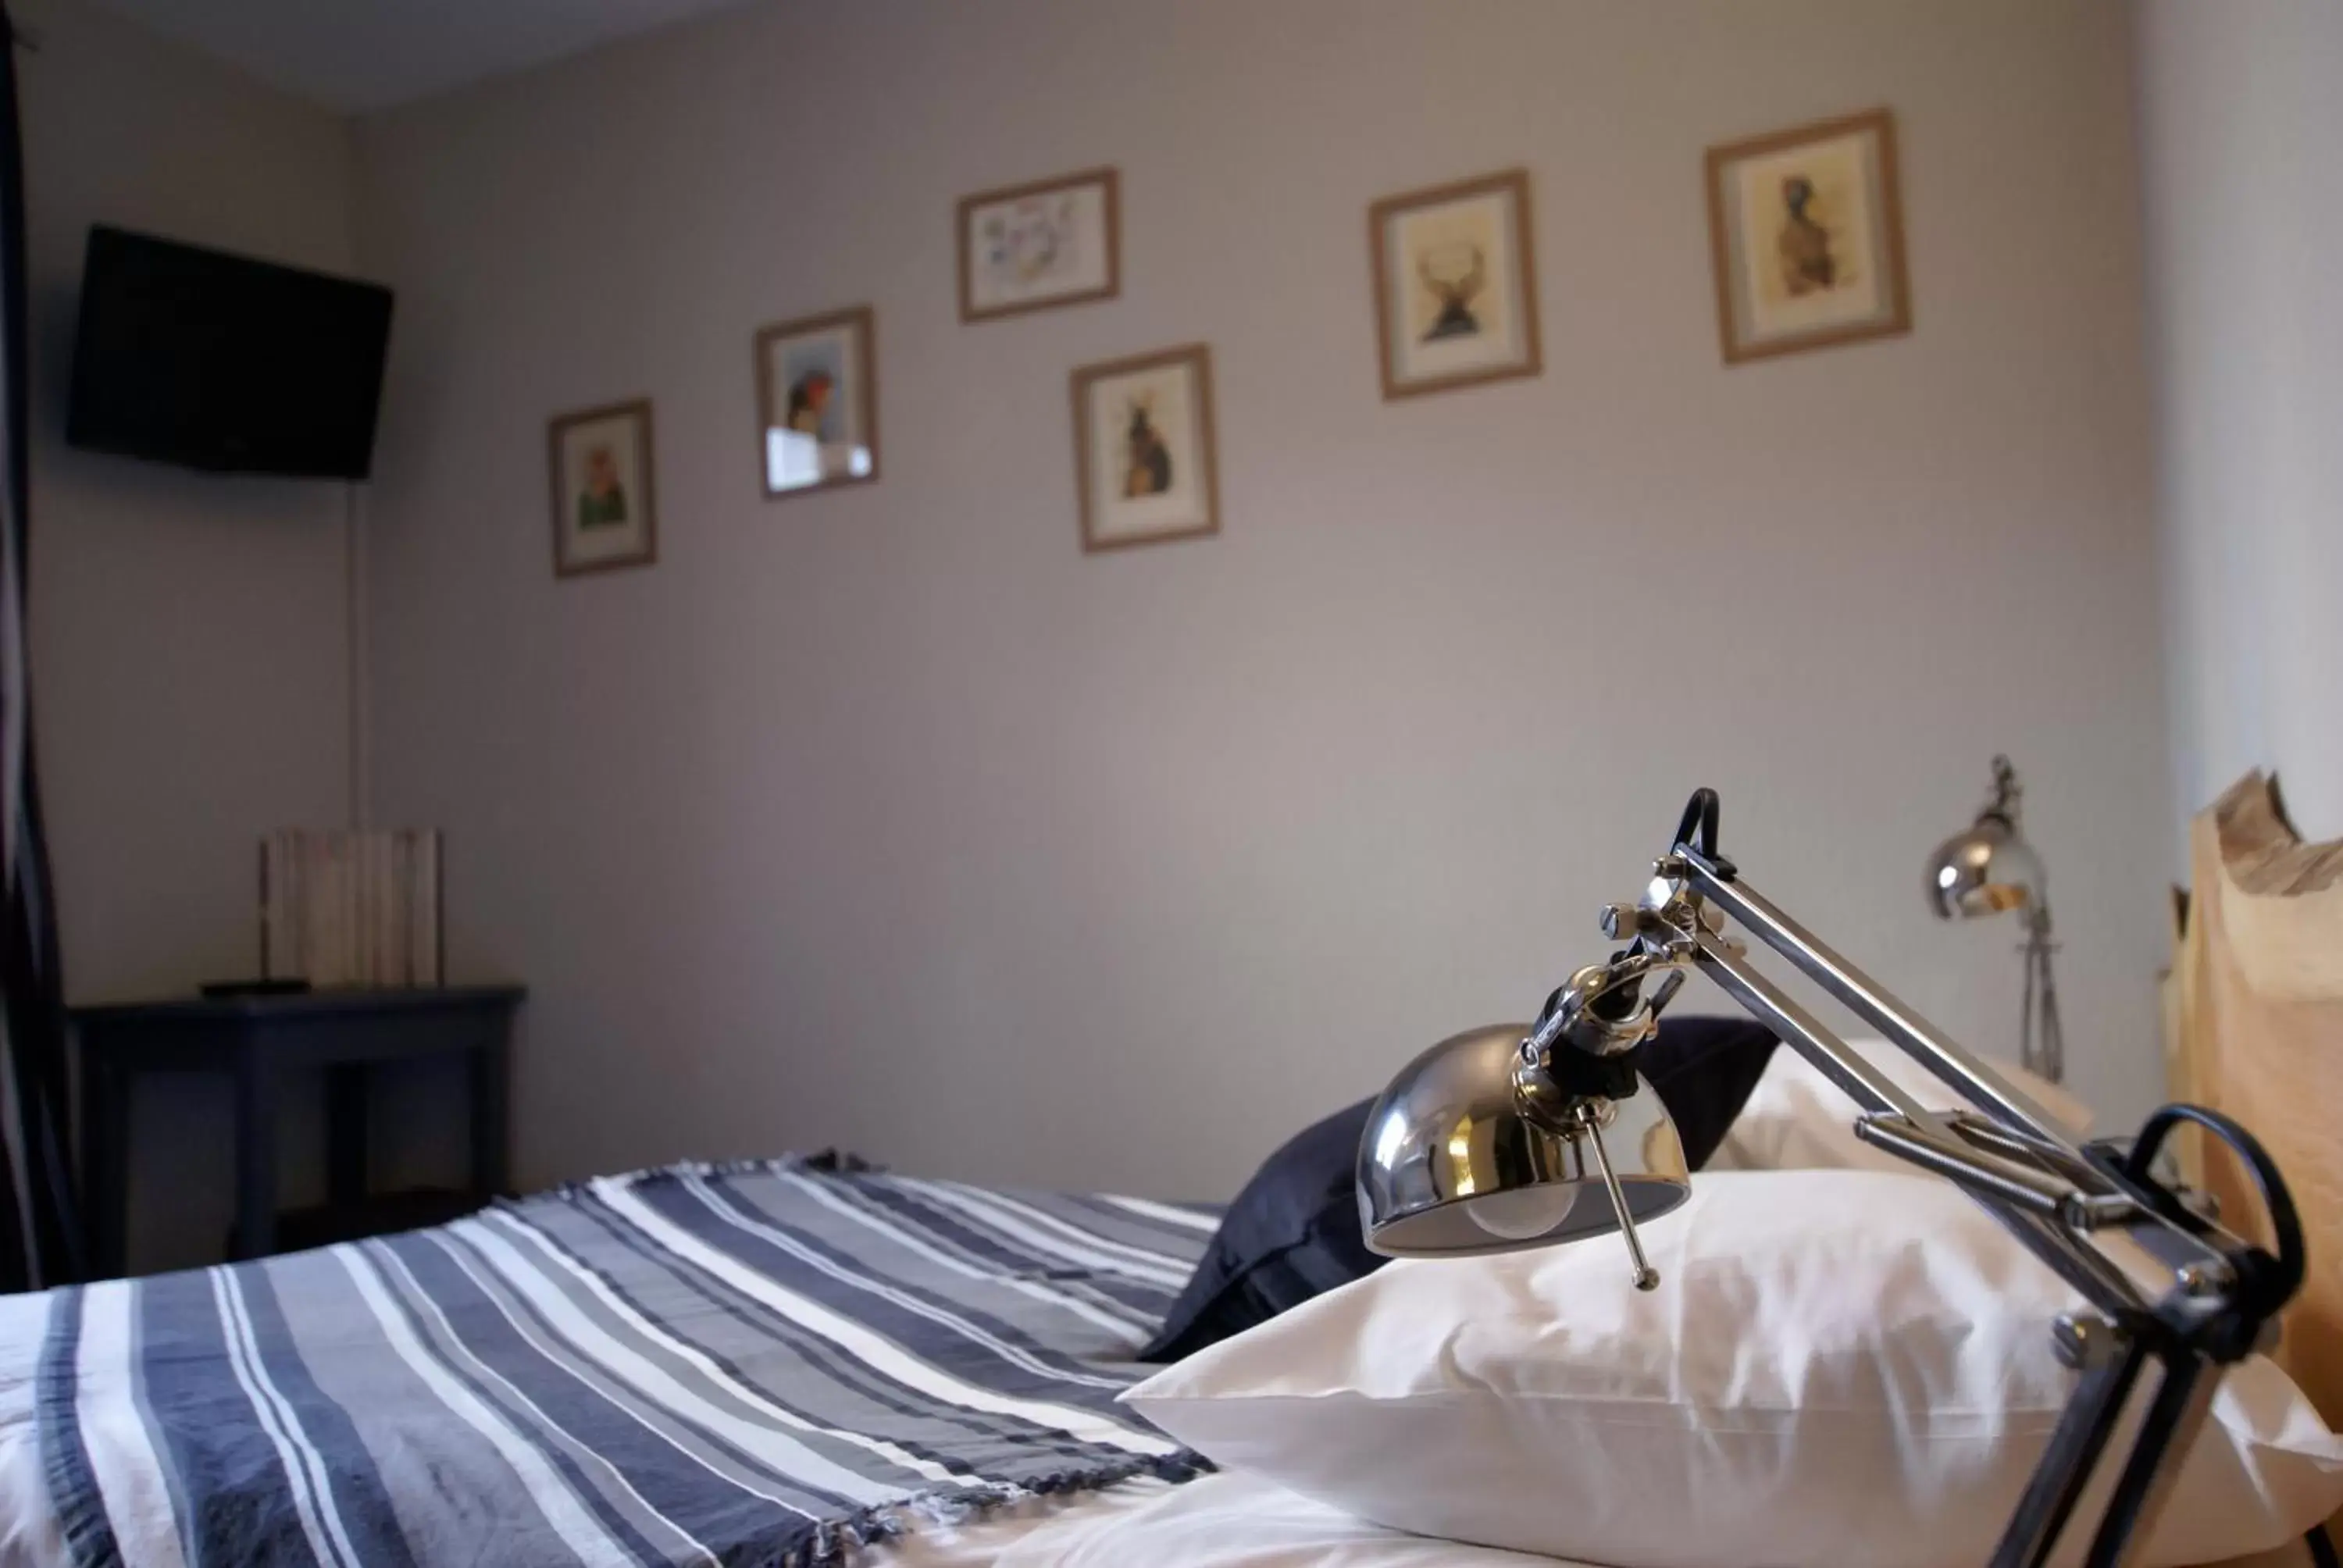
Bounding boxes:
[987,1470,1580,1567]
[0,1293,61,1568]
[937,1472,2320,1568]
[866,1480,1174,1566]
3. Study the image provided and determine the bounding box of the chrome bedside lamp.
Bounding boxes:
[1925,754,2065,1084]
[1357,789,2306,1568]
[1357,1022,1688,1286]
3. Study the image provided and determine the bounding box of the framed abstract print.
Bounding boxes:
[958,166,1121,323]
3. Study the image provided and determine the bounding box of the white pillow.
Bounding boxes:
[1706,1037,2095,1173]
[1124,1169,2343,1568]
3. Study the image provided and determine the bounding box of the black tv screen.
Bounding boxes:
[66,226,394,480]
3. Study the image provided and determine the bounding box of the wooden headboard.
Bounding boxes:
[2172,772,2343,1431]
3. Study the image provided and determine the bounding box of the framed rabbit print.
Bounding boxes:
[1070,343,1218,554]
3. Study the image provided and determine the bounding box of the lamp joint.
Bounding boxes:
[2052,1313,2121,1371]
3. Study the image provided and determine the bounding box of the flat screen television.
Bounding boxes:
[66,226,394,480]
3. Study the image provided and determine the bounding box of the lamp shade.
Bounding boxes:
[1931,806,2043,918]
[1357,1024,1689,1258]
[1927,755,2046,920]
[1926,810,2045,919]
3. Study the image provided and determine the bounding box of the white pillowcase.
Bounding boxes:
[1706,1036,2095,1174]
[1124,1169,2343,1568]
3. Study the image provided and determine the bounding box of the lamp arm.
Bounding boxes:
[1554,793,2306,1568]
[1665,839,2288,1298]
[1677,844,2070,1145]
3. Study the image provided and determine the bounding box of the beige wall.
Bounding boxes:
[20,0,358,1266]
[353,0,2174,1202]
[2137,0,2343,846]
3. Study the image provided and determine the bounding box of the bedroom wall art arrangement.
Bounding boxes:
[548,105,1914,575]
[355,0,2172,1206]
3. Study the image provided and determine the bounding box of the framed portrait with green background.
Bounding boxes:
[547,397,656,579]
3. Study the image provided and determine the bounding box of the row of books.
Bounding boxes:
[259,829,444,988]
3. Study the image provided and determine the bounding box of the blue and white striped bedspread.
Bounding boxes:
[12,1156,1218,1568]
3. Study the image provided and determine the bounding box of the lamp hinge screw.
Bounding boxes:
[2052,1312,2119,1370]
[2177,1263,2231,1298]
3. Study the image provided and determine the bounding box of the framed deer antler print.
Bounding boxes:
[1070,343,1218,554]
[1368,168,1542,400]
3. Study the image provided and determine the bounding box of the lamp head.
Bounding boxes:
[1926,754,2045,919]
[1356,1023,1689,1260]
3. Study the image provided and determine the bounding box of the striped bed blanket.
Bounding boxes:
[6,1156,1218,1568]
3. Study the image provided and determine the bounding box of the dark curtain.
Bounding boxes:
[0,3,82,1292]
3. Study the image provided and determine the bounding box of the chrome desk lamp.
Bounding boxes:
[1928,755,2065,1083]
[1358,789,2304,1568]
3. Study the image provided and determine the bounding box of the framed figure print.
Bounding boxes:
[1071,343,1218,554]
[1705,108,1911,364]
[1368,168,1542,400]
[754,305,879,500]
[958,166,1120,323]
[548,398,656,578]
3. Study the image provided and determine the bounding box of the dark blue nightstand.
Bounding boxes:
[72,985,525,1275]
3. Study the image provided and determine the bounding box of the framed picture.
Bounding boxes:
[958,166,1120,323]
[754,305,879,500]
[547,398,656,578]
[1070,342,1218,554]
[1368,168,1542,400]
[1705,108,1910,364]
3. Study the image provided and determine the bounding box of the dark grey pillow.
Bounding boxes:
[1136,1014,1778,1363]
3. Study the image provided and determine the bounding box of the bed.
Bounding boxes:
[0,1155,1218,1568]
[5,988,2335,1566]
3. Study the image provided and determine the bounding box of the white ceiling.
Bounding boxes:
[86,0,758,114]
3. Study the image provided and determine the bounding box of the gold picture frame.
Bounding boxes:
[958,166,1122,324]
[753,305,879,501]
[1368,168,1542,401]
[547,397,657,579]
[1070,342,1219,554]
[1705,108,1912,365]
